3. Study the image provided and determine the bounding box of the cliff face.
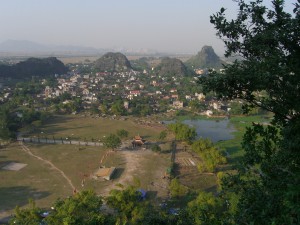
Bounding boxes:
[0,57,68,78]
[94,52,132,72]
[186,46,224,69]
[155,57,194,76]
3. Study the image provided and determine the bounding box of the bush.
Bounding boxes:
[151,144,161,153]
[116,129,129,139]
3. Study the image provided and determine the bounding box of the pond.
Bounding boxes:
[164,119,236,142]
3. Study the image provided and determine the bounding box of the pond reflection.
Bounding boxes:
[164,119,236,143]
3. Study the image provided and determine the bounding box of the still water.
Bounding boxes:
[165,119,236,143]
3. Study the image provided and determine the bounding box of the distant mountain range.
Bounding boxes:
[93,52,195,76]
[93,48,224,76]
[0,40,161,56]
[0,40,104,55]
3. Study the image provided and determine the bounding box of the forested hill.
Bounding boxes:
[185,45,224,69]
[94,52,132,72]
[0,57,68,79]
[155,57,194,76]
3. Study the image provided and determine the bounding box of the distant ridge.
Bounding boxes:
[0,40,104,55]
[155,57,194,76]
[185,46,224,69]
[0,57,68,78]
[94,52,132,72]
[0,40,164,56]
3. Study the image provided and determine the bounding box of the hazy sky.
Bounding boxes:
[0,0,295,55]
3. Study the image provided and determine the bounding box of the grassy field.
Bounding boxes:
[0,115,169,221]
[0,113,272,221]
[0,143,71,213]
[216,114,272,165]
[28,115,163,142]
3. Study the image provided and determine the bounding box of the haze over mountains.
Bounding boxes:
[93,51,219,76]
[0,40,160,56]
[0,44,225,79]
[0,40,104,55]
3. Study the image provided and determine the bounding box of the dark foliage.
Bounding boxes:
[0,57,68,79]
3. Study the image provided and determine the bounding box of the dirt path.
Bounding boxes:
[19,141,75,191]
[98,149,150,196]
[98,140,169,198]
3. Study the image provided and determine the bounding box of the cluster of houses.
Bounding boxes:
[0,63,231,116]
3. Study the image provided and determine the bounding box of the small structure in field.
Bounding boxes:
[1,162,27,171]
[132,135,146,148]
[94,167,116,180]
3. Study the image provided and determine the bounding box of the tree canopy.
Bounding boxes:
[102,134,121,151]
[191,138,226,172]
[167,122,197,143]
[200,0,300,224]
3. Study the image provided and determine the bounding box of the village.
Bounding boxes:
[0,58,236,118]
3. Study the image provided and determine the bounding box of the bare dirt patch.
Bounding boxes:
[98,142,170,200]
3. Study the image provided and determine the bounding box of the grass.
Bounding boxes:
[0,113,273,218]
[29,115,163,142]
[216,114,272,165]
[0,143,70,213]
[0,115,168,219]
[27,143,110,190]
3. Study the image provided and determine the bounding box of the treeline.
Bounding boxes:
[0,102,51,140]
[10,185,226,225]
[167,122,227,172]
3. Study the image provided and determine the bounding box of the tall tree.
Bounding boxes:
[191,138,226,172]
[9,199,41,225]
[167,122,197,143]
[200,1,300,224]
[45,190,114,225]
[106,185,146,224]
[102,134,121,151]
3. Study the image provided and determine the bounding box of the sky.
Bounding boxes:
[0,0,296,55]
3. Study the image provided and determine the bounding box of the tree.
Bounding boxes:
[200,1,300,224]
[116,129,129,139]
[167,122,197,143]
[186,192,224,225]
[10,199,42,225]
[159,130,167,141]
[188,100,206,112]
[151,144,161,153]
[169,178,188,198]
[111,101,126,116]
[45,190,114,225]
[191,138,226,172]
[99,103,108,114]
[0,105,17,140]
[106,185,147,224]
[102,134,121,151]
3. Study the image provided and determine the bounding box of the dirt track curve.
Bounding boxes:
[19,141,75,191]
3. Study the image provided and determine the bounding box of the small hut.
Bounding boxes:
[132,135,146,148]
[94,167,116,180]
